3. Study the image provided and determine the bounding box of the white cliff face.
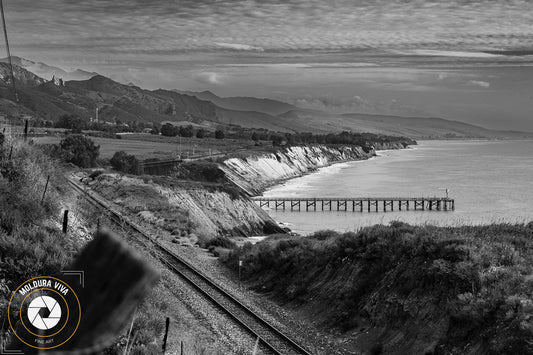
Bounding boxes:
[162,187,275,238]
[87,173,279,239]
[221,145,373,195]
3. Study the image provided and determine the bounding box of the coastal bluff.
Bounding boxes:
[221,143,407,196]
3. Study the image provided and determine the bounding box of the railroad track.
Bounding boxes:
[67,177,312,355]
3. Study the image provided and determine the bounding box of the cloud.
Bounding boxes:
[468,80,491,88]
[398,50,502,59]
[193,72,223,85]
[215,43,264,52]
[9,0,533,61]
[289,94,427,116]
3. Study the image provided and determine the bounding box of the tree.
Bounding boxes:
[179,125,194,138]
[110,151,141,174]
[215,130,225,139]
[55,114,86,133]
[251,132,259,141]
[59,135,99,168]
[285,133,296,145]
[196,129,206,139]
[271,134,285,146]
[150,122,160,135]
[161,123,178,137]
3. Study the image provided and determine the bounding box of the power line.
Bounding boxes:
[0,0,18,103]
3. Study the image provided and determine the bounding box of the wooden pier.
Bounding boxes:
[253,197,455,212]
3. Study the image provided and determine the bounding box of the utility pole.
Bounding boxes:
[0,0,19,103]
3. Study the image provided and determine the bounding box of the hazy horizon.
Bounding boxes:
[7,0,533,131]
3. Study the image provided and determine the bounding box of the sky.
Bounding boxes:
[4,0,533,130]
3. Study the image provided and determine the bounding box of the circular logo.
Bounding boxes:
[8,276,81,350]
[27,295,62,330]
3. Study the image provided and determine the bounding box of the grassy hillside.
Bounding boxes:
[0,140,173,354]
[223,222,533,354]
[0,141,72,287]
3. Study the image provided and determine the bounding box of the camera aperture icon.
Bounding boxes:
[27,295,62,330]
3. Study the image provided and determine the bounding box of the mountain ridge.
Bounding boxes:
[0,57,530,139]
[0,56,97,81]
[175,89,296,116]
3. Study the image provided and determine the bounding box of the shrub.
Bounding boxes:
[223,222,533,354]
[0,226,73,288]
[160,123,178,137]
[179,125,194,137]
[0,141,74,302]
[196,129,206,139]
[174,161,226,183]
[110,151,141,174]
[204,236,237,249]
[214,129,225,139]
[58,134,100,168]
[55,114,87,133]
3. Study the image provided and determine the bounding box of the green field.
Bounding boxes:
[34,134,264,160]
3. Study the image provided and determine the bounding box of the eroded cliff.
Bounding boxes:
[85,173,282,240]
[221,143,407,195]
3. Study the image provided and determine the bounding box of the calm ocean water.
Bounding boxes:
[263,140,533,235]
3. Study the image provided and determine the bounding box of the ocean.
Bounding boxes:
[263,140,533,235]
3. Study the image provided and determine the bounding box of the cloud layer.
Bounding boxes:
[3,1,533,130]
[6,0,533,66]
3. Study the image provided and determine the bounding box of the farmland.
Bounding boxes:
[33,134,264,160]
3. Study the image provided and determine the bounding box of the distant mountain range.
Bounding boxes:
[0,57,530,139]
[0,56,97,81]
[175,90,296,115]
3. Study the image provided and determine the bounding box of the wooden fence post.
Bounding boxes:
[162,317,170,354]
[23,119,28,141]
[62,210,69,234]
[41,175,50,204]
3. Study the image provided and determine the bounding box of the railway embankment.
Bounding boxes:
[82,173,283,242]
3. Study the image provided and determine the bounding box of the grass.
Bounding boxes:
[222,221,533,354]
[0,139,81,340]
[0,140,170,354]
[90,179,194,236]
[34,134,266,160]
[0,139,242,354]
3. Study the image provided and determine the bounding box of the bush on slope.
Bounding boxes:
[223,222,533,354]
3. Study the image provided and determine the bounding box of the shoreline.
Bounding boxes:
[253,154,374,197]
[258,146,411,197]
[257,140,533,234]
[254,146,412,235]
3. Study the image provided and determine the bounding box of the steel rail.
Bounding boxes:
[68,178,312,355]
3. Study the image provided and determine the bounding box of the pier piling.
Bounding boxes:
[254,197,455,214]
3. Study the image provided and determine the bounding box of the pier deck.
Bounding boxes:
[253,197,455,212]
